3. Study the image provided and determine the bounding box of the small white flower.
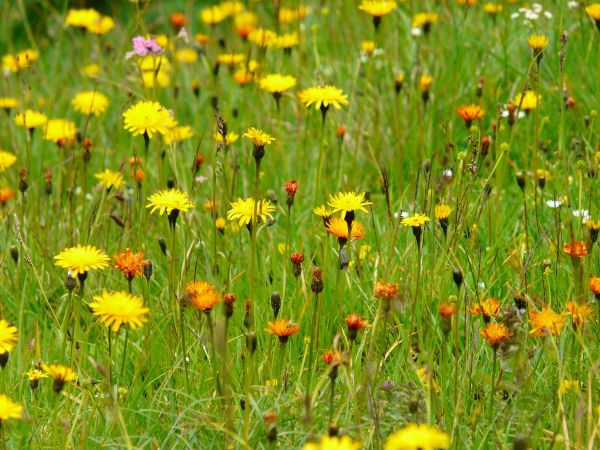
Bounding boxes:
[567,1,578,9]
[511,12,520,19]
[525,11,539,20]
[478,282,486,290]
[544,11,553,18]
[546,200,562,208]
[411,27,422,37]
[573,209,590,220]
[533,3,543,13]
[443,168,453,178]
[195,175,209,183]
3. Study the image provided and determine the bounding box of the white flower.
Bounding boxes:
[443,168,453,178]
[544,11,553,18]
[546,200,562,208]
[572,209,590,220]
[411,27,422,37]
[567,1,578,8]
[511,12,520,19]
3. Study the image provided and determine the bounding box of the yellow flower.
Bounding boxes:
[565,301,593,329]
[200,5,227,25]
[234,67,254,85]
[0,320,18,355]
[0,395,23,421]
[384,423,450,450]
[326,217,366,240]
[54,245,110,278]
[298,85,349,110]
[528,34,549,51]
[185,281,221,312]
[175,48,198,64]
[328,191,371,214]
[227,197,276,226]
[123,101,176,138]
[243,127,275,147]
[303,434,361,450]
[14,109,47,129]
[235,11,258,38]
[361,40,376,54]
[43,364,78,393]
[89,291,150,332]
[138,55,171,72]
[276,32,300,50]
[586,4,600,23]
[480,322,511,348]
[43,119,77,144]
[529,305,566,337]
[146,188,194,216]
[483,3,502,14]
[412,13,438,28]
[402,213,430,227]
[434,204,452,220]
[248,28,278,47]
[141,70,171,88]
[2,49,39,73]
[214,132,239,145]
[94,169,124,190]
[558,379,579,396]
[419,75,433,92]
[72,91,109,116]
[313,205,333,218]
[65,8,100,28]
[0,98,19,110]
[86,15,115,34]
[24,368,47,382]
[217,53,245,66]
[164,125,194,145]
[258,74,297,94]
[279,6,311,24]
[514,90,540,111]
[82,64,100,78]
[358,1,398,17]
[0,151,17,173]
[417,367,440,393]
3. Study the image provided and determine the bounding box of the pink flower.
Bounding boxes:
[126,36,162,59]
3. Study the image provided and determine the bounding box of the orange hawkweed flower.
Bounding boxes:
[326,217,365,241]
[374,280,398,300]
[565,301,593,329]
[321,350,347,368]
[590,276,600,298]
[266,319,300,343]
[456,104,485,128]
[563,241,588,258]
[0,188,15,205]
[185,281,221,312]
[480,323,511,349]
[345,313,370,341]
[529,305,566,337]
[470,297,500,323]
[113,248,149,281]
[438,303,457,320]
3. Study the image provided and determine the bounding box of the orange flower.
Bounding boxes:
[456,104,485,128]
[185,281,221,312]
[170,12,187,29]
[480,322,511,349]
[529,305,566,337]
[113,248,149,281]
[590,276,600,297]
[374,280,398,300]
[438,303,457,320]
[565,301,593,329]
[563,241,588,258]
[345,313,369,331]
[0,188,15,204]
[326,217,365,241]
[470,297,500,322]
[266,319,300,343]
[321,350,347,368]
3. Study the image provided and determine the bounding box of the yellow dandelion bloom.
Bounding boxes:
[94,169,124,190]
[54,245,110,277]
[586,4,600,23]
[14,109,47,129]
[164,125,194,145]
[419,75,433,92]
[214,132,239,145]
[0,151,17,173]
[65,8,100,28]
[243,127,275,147]
[0,98,19,110]
[146,189,194,216]
[434,204,452,220]
[2,49,39,73]
[483,3,502,14]
[0,395,23,421]
[313,205,333,217]
[72,91,109,116]
[258,74,297,94]
[175,48,198,64]
[227,197,276,226]
[298,85,349,110]
[303,434,360,450]
[24,368,48,382]
[276,32,300,50]
[200,5,227,25]
[123,101,176,138]
[528,34,549,51]
[328,191,371,214]
[217,53,245,66]
[248,28,278,47]
[234,67,254,85]
[514,90,540,111]
[358,1,398,17]
[43,119,77,143]
[412,13,438,28]
[0,320,18,355]
[89,291,150,332]
[384,423,450,450]
[82,63,100,78]
[326,217,365,240]
[43,364,77,393]
[558,380,579,396]
[86,15,115,34]
[402,213,430,227]
[141,70,171,88]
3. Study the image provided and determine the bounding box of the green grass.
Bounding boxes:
[0,0,599,448]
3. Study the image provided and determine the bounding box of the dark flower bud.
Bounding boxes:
[9,245,18,264]
[516,172,526,191]
[270,292,281,318]
[452,268,463,288]
[143,260,153,281]
[246,332,257,355]
[158,237,167,255]
[311,268,324,294]
[513,433,529,450]
[64,274,77,292]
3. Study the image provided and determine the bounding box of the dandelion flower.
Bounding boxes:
[43,364,78,393]
[276,32,300,51]
[214,132,239,145]
[0,151,17,173]
[328,192,371,215]
[164,125,194,145]
[24,368,47,389]
[95,169,124,191]
[123,101,176,139]
[200,5,227,25]
[401,213,430,227]
[0,98,19,111]
[235,11,258,39]
[248,28,278,47]
[529,305,566,337]
[480,322,511,349]
[185,281,221,312]
[586,4,600,28]
[89,291,150,332]
[513,90,540,111]
[14,109,47,129]
[243,128,275,147]
[0,395,23,421]
[0,320,18,356]
[483,3,502,15]
[303,434,360,450]
[146,188,194,218]
[326,217,365,241]
[227,197,276,227]
[298,85,349,111]
[259,74,297,103]
[412,13,438,33]
[54,245,110,278]
[217,53,245,67]
[43,119,77,144]
[65,8,100,29]
[384,423,450,450]
[113,248,149,281]
[266,319,300,343]
[72,91,109,116]
[358,1,398,30]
